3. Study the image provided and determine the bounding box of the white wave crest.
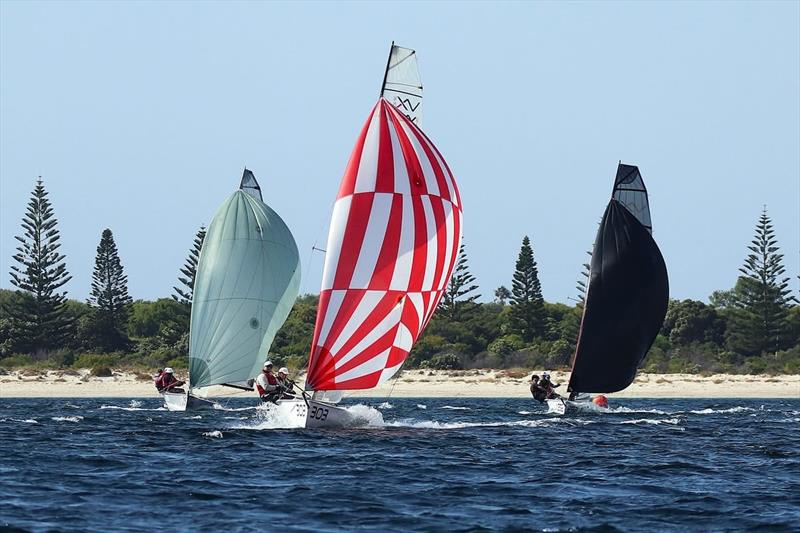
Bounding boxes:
[52,416,83,423]
[689,407,755,415]
[609,406,671,415]
[5,418,39,424]
[441,406,471,411]
[187,415,202,419]
[383,417,584,430]
[620,418,682,425]
[377,402,393,409]
[100,405,165,412]
[128,400,142,408]
[517,410,534,415]
[416,404,427,410]
[203,430,223,438]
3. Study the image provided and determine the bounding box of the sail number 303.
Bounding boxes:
[310,405,329,421]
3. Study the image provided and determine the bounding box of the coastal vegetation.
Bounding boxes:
[1,180,798,376]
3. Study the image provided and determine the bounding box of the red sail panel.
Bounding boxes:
[306,99,462,391]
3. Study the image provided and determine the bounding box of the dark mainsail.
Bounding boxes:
[568,164,669,394]
[239,168,263,202]
[612,163,651,232]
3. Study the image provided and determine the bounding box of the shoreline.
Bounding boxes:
[1,369,797,399]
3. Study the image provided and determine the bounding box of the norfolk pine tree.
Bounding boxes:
[173,225,206,305]
[508,236,545,342]
[7,178,74,353]
[726,208,796,355]
[88,229,132,351]
[439,242,480,322]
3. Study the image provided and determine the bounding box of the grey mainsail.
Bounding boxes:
[380,42,423,127]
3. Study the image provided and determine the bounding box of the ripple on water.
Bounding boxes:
[0,397,797,532]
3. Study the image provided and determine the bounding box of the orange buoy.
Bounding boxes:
[592,395,609,408]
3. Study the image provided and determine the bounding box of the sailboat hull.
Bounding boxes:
[260,398,356,428]
[161,391,217,412]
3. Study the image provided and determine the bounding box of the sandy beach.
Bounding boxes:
[0,369,797,399]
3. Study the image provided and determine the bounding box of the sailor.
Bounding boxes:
[540,372,560,399]
[529,375,548,404]
[276,367,296,399]
[256,361,280,403]
[155,367,185,393]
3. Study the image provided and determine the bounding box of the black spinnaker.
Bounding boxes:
[568,163,669,394]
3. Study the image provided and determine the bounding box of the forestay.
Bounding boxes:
[381,43,423,127]
[568,163,668,394]
[305,99,462,391]
[189,170,301,389]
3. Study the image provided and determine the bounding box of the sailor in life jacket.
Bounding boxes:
[256,361,279,402]
[275,367,296,399]
[540,372,560,399]
[155,367,185,393]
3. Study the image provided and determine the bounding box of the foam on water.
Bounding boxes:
[441,405,471,411]
[689,406,755,415]
[2,418,38,424]
[202,430,223,438]
[377,402,393,409]
[620,418,682,425]
[416,404,427,410]
[100,405,165,412]
[52,416,83,423]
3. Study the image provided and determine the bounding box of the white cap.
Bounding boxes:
[278,367,289,375]
[263,361,273,368]
[164,367,174,374]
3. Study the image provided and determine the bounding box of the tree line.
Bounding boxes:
[1,178,799,375]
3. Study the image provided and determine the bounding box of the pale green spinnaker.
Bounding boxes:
[188,170,300,390]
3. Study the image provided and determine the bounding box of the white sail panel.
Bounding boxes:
[381,44,423,127]
[189,187,300,389]
[305,99,462,391]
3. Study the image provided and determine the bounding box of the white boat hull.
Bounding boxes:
[546,396,605,415]
[259,397,357,428]
[162,391,217,411]
[546,398,567,415]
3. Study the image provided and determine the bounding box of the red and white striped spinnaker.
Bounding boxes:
[305,98,463,391]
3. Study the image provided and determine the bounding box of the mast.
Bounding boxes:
[379,41,395,98]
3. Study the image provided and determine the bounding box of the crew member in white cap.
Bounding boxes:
[155,367,185,393]
[255,361,279,402]
[276,367,296,399]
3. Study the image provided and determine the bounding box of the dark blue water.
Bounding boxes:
[1,397,798,532]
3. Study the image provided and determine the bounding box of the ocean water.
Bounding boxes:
[1,397,798,532]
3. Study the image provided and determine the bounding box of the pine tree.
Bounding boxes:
[727,208,796,355]
[173,225,206,304]
[88,229,132,351]
[7,178,73,353]
[508,236,545,341]
[439,243,480,321]
[494,286,511,305]
[575,249,592,309]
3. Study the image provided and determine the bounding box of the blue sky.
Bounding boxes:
[1,1,798,304]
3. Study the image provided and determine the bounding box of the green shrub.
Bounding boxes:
[165,356,188,370]
[0,354,33,367]
[91,365,113,377]
[421,353,462,370]
[73,353,120,369]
